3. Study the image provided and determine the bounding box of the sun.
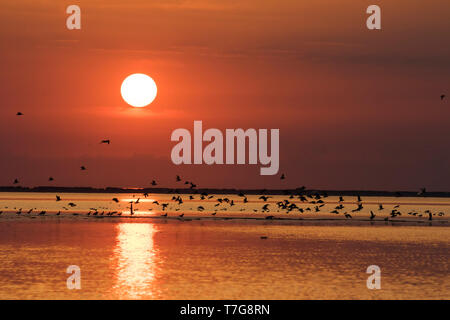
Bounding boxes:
[121,73,157,107]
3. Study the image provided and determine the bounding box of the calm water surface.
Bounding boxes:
[0,193,449,299]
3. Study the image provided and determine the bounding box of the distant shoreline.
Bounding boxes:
[1,186,450,197]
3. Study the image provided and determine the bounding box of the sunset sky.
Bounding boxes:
[0,0,449,190]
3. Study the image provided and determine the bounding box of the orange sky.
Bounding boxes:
[0,0,449,190]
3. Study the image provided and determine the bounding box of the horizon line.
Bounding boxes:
[0,186,449,197]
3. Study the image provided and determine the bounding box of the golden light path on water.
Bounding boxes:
[112,223,158,299]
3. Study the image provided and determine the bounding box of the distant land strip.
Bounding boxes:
[0,186,449,197]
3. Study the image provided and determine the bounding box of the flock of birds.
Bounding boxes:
[6,95,448,222]
[1,174,447,223]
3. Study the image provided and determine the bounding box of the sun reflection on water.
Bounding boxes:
[112,223,159,299]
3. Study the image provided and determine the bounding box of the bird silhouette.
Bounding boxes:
[280,173,285,180]
[441,94,446,100]
[176,175,181,182]
[80,166,86,170]
[100,140,110,144]
[56,195,61,201]
[16,112,23,116]
[151,180,157,186]
[48,177,54,181]
[370,211,375,220]
[13,178,19,184]
[418,188,426,196]
[112,198,119,203]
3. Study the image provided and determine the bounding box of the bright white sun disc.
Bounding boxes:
[121,73,157,107]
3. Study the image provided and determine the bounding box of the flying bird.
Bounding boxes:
[48,177,54,181]
[112,198,119,203]
[100,140,110,144]
[80,166,86,170]
[13,178,19,184]
[56,195,61,201]
[440,94,446,100]
[280,173,285,180]
[16,112,23,116]
[418,188,426,196]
